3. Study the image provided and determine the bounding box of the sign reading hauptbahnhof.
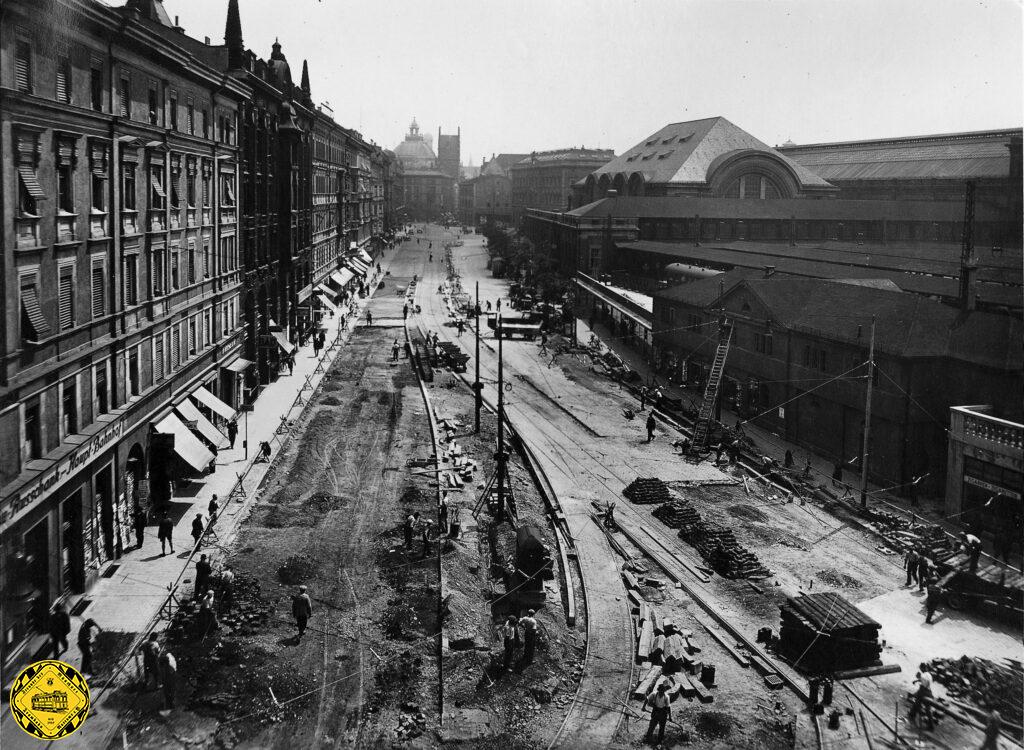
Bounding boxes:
[9,660,91,740]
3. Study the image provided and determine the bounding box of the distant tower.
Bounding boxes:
[437,126,461,181]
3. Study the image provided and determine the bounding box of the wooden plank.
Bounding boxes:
[632,666,661,699]
[834,664,902,681]
[686,675,714,703]
[700,622,750,668]
[552,525,576,626]
[627,589,643,609]
[636,617,655,663]
[622,570,640,590]
[649,634,666,662]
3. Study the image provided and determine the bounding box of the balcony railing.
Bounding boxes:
[961,411,1024,450]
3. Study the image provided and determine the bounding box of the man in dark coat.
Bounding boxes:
[227,419,238,449]
[292,585,313,638]
[133,505,147,549]
[159,650,177,709]
[77,618,101,674]
[904,548,920,587]
[924,578,942,624]
[195,554,212,598]
[404,512,419,550]
[646,413,657,443]
[158,512,174,555]
[140,633,162,690]
[49,603,71,658]
[190,514,205,548]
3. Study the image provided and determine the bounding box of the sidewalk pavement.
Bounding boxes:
[0,250,394,750]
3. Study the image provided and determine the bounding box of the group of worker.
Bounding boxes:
[497,610,540,672]
[403,510,439,559]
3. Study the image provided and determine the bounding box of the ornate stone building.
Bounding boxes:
[393,119,457,221]
[511,146,615,220]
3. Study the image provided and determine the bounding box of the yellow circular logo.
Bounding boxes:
[9,660,90,740]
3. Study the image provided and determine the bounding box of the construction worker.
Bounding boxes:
[208,495,219,524]
[907,663,935,729]
[784,450,794,469]
[904,548,920,587]
[917,555,932,592]
[961,532,983,572]
[924,577,942,624]
[140,633,162,690]
[405,511,419,550]
[220,565,236,606]
[981,708,1003,750]
[643,682,672,745]
[292,585,313,638]
[366,310,373,326]
[500,615,519,672]
[392,339,400,361]
[646,413,656,443]
[159,649,178,709]
[195,554,212,598]
[519,610,539,665]
[421,520,433,559]
[439,495,449,534]
[196,589,218,639]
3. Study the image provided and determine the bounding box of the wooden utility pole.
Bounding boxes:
[496,314,506,521]
[474,281,481,433]
[860,316,876,507]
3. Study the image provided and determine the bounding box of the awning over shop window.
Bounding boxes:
[175,398,229,449]
[317,292,340,315]
[330,269,354,288]
[191,385,237,421]
[271,330,295,355]
[346,259,368,276]
[315,283,334,296]
[349,242,358,251]
[153,413,215,473]
[297,284,312,303]
[224,357,254,374]
[358,249,372,265]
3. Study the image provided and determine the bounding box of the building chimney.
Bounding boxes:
[204,36,210,45]
[764,265,776,278]
[962,262,978,311]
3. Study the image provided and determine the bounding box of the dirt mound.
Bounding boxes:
[728,504,769,523]
[694,710,735,739]
[816,568,862,589]
[277,553,318,585]
[320,395,342,406]
[303,492,345,514]
[261,505,317,529]
[400,485,428,506]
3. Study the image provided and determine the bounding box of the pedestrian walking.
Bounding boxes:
[646,413,656,443]
[403,303,409,320]
[158,511,174,555]
[159,650,177,709]
[439,495,449,534]
[405,511,419,549]
[643,682,672,745]
[255,440,271,463]
[784,450,794,469]
[286,355,294,376]
[917,555,931,591]
[140,633,162,690]
[49,603,71,658]
[907,663,935,729]
[366,310,373,325]
[457,319,464,336]
[392,339,400,361]
[208,495,219,523]
[191,514,205,547]
[227,419,238,448]
[500,616,519,672]
[519,609,538,664]
[195,554,212,598]
[904,548,920,587]
[803,457,812,478]
[924,577,942,624]
[133,505,147,549]
[77,618,101,675]
[292,585,313,638]
[980,709,1003,750]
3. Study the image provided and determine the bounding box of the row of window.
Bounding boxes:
[639,217,964,243]
[14,131,236,226]
[12,33,236,145]
[20,300,240,466]
[18,234,235,343]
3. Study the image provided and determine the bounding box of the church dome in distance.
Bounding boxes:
[394,118,437,169]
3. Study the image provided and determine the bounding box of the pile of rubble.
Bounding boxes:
[394,703,428,741]
[437,341,469,373]
[624,477,671,505]
[219,574,274,636]
[685,522,771,580]
[653,500,703,535]
[927,656,1023,728]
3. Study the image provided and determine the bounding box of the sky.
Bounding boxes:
[159,0,1022,163]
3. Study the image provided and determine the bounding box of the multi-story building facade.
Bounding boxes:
[0,0,248,672]
[458,153,527,226]
[393,119,457,221]
[510,147,614,220]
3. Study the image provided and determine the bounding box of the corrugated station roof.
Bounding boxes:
[567,195,1006,223]
[590,117,833,189]
[778,128,1021,181]
[623,241,1022,308]
[736,279,1023,368]
[786,593,880,631]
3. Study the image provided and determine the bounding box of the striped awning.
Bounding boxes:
[358,249,372,265]
[315,283,334,296]
[330,269,354,288]
[153,413,215,473]
[175,398,229,449]
[271,330,295,354]
[191,385,237,421]
[317,292,340,315]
